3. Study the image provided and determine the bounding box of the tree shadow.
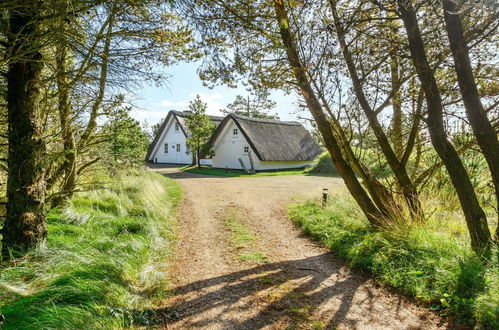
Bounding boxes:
[148,253,443,329]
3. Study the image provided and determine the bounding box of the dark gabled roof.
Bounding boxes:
[209,114,322,161]
[146,110,224,160]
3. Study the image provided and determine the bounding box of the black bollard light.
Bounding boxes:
[322,188,328,208]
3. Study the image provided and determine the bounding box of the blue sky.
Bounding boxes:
[129,61,307,126]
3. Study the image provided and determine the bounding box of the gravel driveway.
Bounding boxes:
[149,165,447,330]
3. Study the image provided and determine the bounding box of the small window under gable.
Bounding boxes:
[244,146,249,153]
[175,122,180,131]
[164,143,168,153]
[233,128,238,135]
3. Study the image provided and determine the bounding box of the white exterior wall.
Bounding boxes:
[212,119,314,171]
[212,120,252,170]
[149,117,192,164]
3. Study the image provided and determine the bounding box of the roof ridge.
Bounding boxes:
[173,110,224,120]
[230,113,301,126]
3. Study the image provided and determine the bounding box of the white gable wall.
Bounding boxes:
[149,116,192,164]
[211,119,314,170]
[212,120,252,170]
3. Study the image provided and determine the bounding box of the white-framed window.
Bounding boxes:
[175,122,179,131]
[176,143,181,152]
[164,143,168,153]
[244,146,249,153]
[233,128,238,135]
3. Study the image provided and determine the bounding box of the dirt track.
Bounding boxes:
[150,165,448,330]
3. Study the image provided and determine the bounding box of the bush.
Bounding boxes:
[307,152,338,175]
[288,195,498,329]
[0,170,181,329]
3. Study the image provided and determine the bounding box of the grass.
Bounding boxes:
[0,169,181,329]
[288,193,498,329]
[224,207,268,264]
[224,216,256,249]
[183,165,306,177]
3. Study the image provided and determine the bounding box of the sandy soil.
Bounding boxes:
[149,165,449,330]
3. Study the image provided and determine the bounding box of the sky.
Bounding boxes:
[129,61,308,127]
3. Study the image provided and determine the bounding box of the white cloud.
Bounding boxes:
[129,108,169,124]
[158,99,188,107]
[156,92,225,116]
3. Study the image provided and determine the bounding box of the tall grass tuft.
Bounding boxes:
[0,169,181,329]
[288,193,498,329]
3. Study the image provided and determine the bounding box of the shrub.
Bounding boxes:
[307,152,338,175]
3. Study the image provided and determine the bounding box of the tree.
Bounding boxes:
[102,108,150,169]
[396,0,492,253]
[185,95,216,168]
[0,0,198,254]
[176,0,497,253]
[222,90,279,119]
[441,0,499,240]
[151,118,165,140]
[1,0,47,255]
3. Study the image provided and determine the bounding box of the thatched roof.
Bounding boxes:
[210,114,322,161]
[146,110,224,160]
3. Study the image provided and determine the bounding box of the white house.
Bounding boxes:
[208,114,322,171]
[146,110,224,164]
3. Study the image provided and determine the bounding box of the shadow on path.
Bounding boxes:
[155,253,442,329]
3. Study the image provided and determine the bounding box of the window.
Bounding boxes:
[244,146,249,153]
[233,128,238,135]
[164,143,168,153]
[175,122,179,131]
[176,143,181,152]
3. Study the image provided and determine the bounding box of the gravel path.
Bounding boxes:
[149,165,448,330]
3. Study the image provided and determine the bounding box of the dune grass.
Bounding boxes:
[288,194,498,329]
[0,169,181,329]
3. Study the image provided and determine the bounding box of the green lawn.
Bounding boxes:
[0,170,181,329]
[182,165,307,177]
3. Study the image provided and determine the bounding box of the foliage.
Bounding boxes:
[185,95,216,167]
[101,107,150,169]
[0,170,181,329]
[150,118,165,141]
[288,194,498,328]
[307,152,338,176]
[222,90,279,119]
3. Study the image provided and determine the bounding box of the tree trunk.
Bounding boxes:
[1,1,47,255]
[196,149,201,168]
[318,93,397,216]
[79,9,115,149]
[191,151,197,166]
[52,43,77,207]
[328,0,422,219]
[397,0,491,253]
[442,0,499,240]
[273,0,384,226]
[390,54,403,159]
